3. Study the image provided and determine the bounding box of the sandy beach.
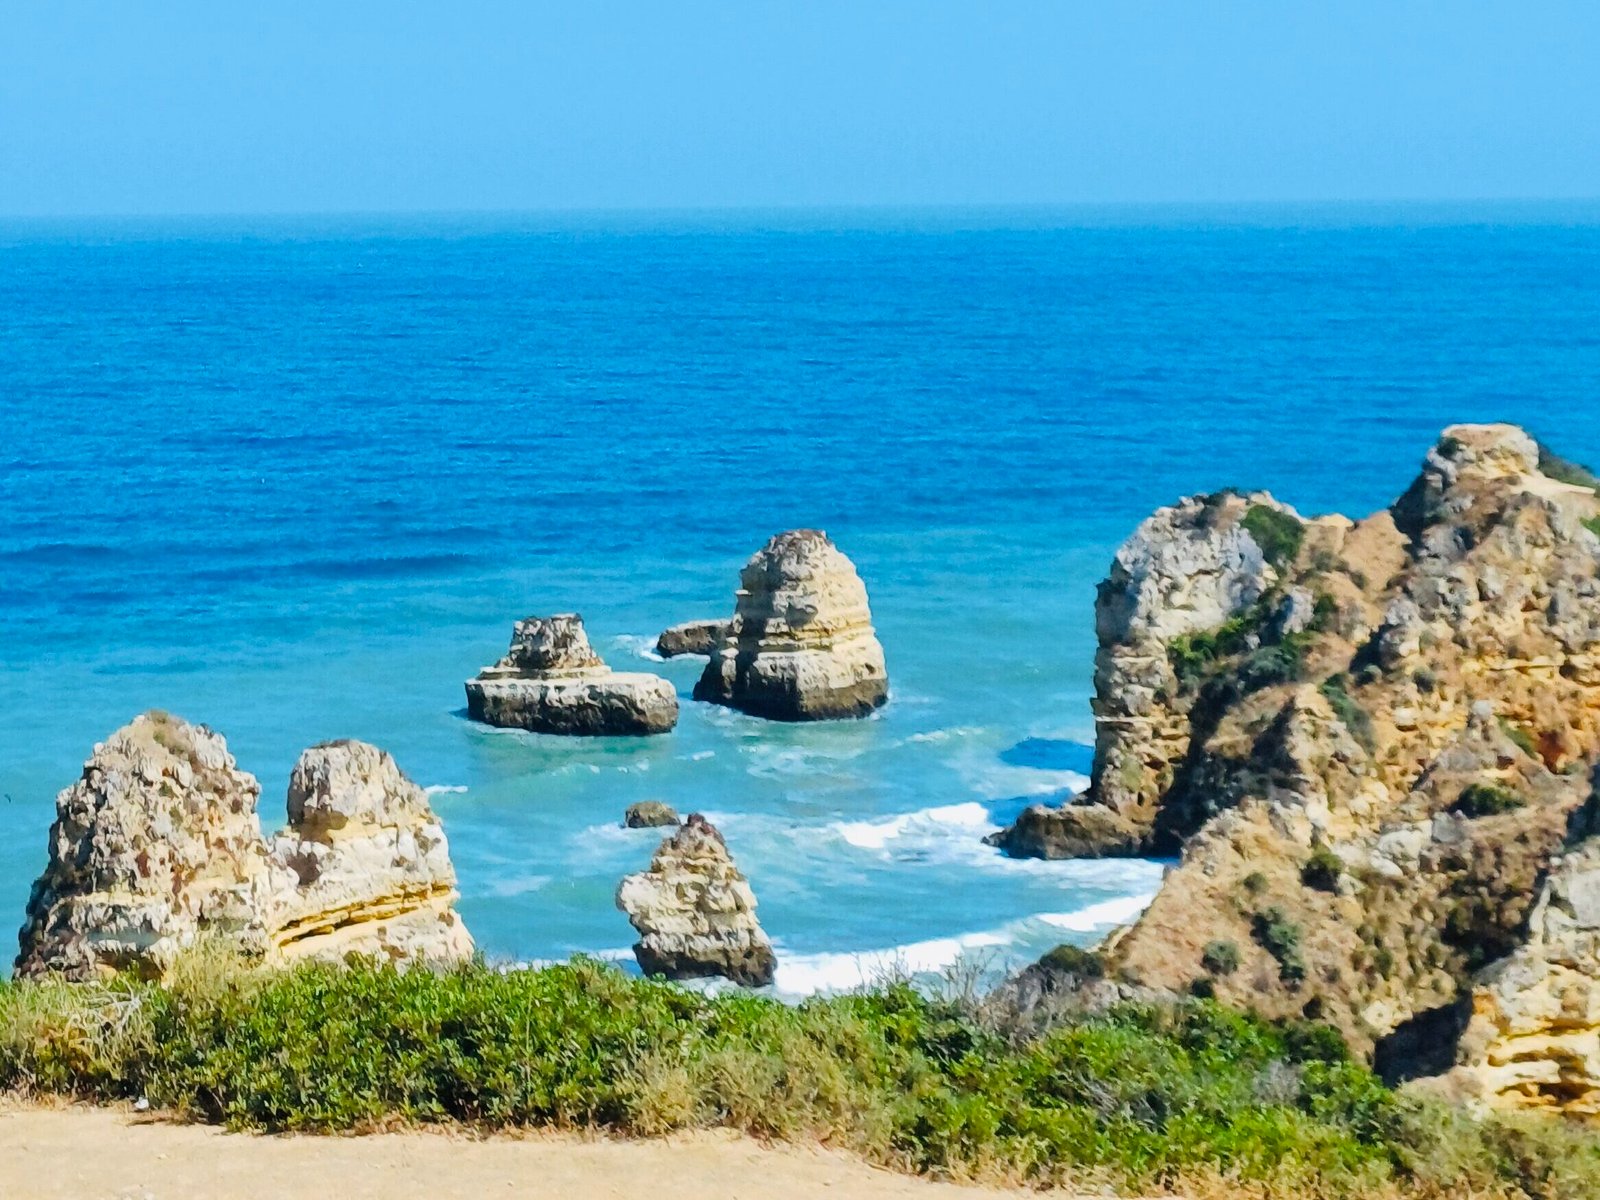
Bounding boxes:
[0,1105,1031,1200]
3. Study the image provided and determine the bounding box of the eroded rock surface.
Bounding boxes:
[998,424,1600,1117]
[655,620,728,658]
[16,714,472,980]
[694,530,888,721]
[466,614,678,736]
[267,740,473,966]
[616,813,775,986]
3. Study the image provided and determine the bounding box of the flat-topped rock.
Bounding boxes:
[693,530,888,721]
[16,713,473,980]
[466,614,678,736]
[616,813,775,987]
[655,619,728,658]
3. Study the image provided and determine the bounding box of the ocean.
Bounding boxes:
[3,204,1599,990]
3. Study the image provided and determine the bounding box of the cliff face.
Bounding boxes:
[1000,424,1600,1116]
[16,714,472,980]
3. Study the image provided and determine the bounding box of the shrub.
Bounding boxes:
[1584,516,1600,539]
[1242,870,1270,897]
[1168,604,1266,689]
[1,955,1599,1196]
[1242,505,1307,568]
[1451,783,1526,818]
[1252,906,1308,984]
[1039,944,1104,979]
[1240,639,1306,691]
[1302,845,1344,893]
[1537,442,1600,493]
[1200,940,1241,977]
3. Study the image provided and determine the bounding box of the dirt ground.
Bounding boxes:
[0,1104,1033,1200]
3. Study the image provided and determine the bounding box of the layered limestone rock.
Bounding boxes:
[267,740,473,965]
[466,613,678,736]
[655,619,728,658]
[694,530,888,721]
[616,813,776,986]
[1433,821,1600,1117]
[15,713,472,980]
[999,424,1600,1117]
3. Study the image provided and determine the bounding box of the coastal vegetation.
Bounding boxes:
[2,951,1599,1199]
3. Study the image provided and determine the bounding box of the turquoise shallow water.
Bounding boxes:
[3,206,1599,987]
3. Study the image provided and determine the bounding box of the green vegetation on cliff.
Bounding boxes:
[2,954,1598,1198]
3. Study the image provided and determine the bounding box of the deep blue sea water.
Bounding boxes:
[3,205,1599,988]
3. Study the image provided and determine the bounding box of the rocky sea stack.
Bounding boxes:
[694,530,888,721]
[997,424,1600,1117]
[16,713,472,979]
[616,813,776,986]
[465,613,678,736]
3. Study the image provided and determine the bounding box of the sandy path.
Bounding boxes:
[0,1105,1029,1200]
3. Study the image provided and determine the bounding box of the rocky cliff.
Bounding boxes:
[694,530,888,721]
[997,424,1600,1117]
[16,713,472,980]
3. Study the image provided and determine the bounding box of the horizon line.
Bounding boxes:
[4,194,1600,226]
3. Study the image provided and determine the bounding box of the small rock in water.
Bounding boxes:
[654,619,728,658]
[623,800,681,828]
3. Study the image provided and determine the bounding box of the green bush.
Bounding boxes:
[1303,845,1345,893]
[1252,906,1308,984]
[1038,944,1105,979]
[1200,940,1241,977]
[1168,604,1266,689]
[1451,783,1526,818]
[2,955,1598,1197]
[1584,515,1600,539]
[1243,504,1307,568]
[1498,719,1538,759]
[1537,442,1600,493]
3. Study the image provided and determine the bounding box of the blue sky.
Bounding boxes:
[3,2,1597,216]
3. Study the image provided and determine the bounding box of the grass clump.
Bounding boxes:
[2,954,1599,1197]
[1303,845,1345,893]
[1450,783,1526,819]
[1168,604,1266,689]
[1498,718,1538,759]
[1583,515,1600,539]
[1242,504,1306,568]
[1320,675,1377,753]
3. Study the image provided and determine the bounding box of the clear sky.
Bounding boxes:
[4,1,1598,217]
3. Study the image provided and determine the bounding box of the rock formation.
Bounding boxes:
[266,740,474,966]
[466,614,678,736]
[16,712,472,980]
[694,530,888,721]
[996,424,1600,1118]
[655,619,728,658]
[623,800,681,828]
[616,813,775,986]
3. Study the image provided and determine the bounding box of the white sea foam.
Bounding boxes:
[904,725,985,745]
[610,633,665,662]
[481,874,552,898]
[834,801,996,850]
[686,750,715,761]
[1038,893,1160,932]
[771,895,1158,997]
[424,784,469,795]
